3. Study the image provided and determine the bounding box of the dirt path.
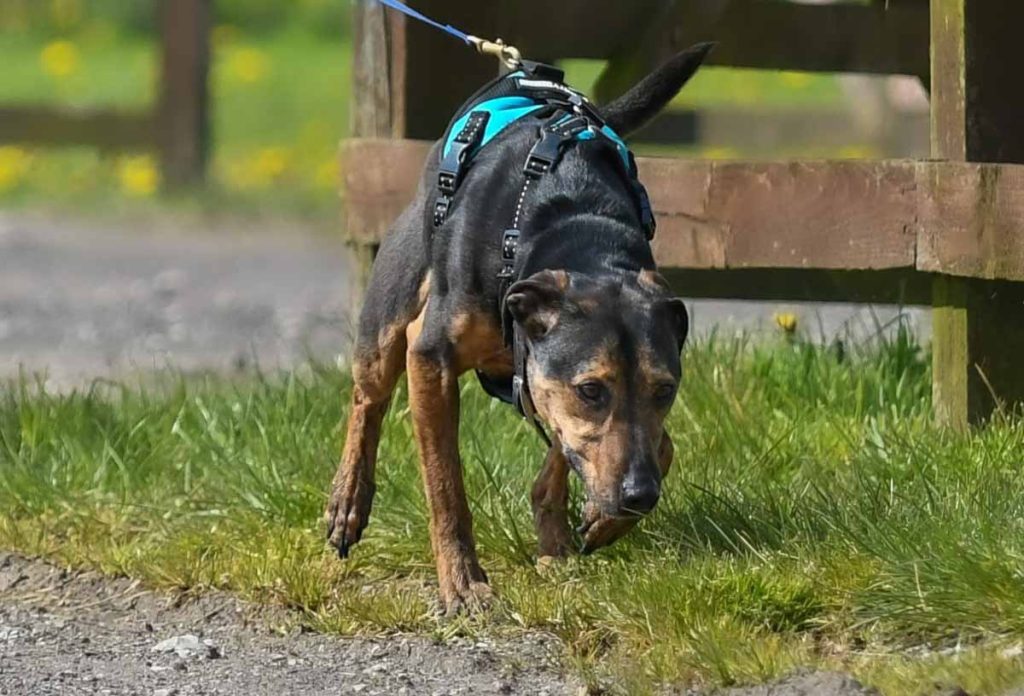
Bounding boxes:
[0,552,574,696]
[0,552,889,696]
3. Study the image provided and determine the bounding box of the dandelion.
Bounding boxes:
[774,312,799,335]
[254,147,290,183]
[780,71,812,90]
[226,47,269,84]
[40,40,79,79]
[700,146,739,160]
[0,147,31,192]
[116,155,159,197]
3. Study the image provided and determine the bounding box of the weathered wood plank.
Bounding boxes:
[593,0,929,104]
[0,107,154,150]
[340,138,1024,284]
[157,0,210,188]
[642,159,919,271]
[341,138,432,245]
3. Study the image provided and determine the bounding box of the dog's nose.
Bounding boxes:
[620,477,660,515]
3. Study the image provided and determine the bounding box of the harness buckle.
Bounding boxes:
[524,153,553,178]
[433,195,452,227]
[501,228,520,260]
[438,171,457,196]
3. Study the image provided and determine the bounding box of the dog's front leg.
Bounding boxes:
[532,439,574,560]
[406,321,490,615]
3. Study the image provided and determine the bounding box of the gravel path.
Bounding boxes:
[0,552,891,696]
[0,552,574,696]
[0,211,927,389]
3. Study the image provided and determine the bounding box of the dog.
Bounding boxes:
[326,44,713,613]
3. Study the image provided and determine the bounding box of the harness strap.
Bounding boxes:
[434,110,490,227]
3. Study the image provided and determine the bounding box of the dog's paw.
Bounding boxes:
[437,554,492,617]
[324,477,375,559]
[578,502,640,554]
[442,580,494,617]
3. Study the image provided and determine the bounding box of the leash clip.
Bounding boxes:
[467,35,522,70]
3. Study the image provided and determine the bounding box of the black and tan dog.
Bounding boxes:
[326,45,712,613]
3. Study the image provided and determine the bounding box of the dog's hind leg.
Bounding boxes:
[532,440,574,560]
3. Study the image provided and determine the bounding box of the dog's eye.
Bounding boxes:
[653,383,677,406]
[575,382,607,406]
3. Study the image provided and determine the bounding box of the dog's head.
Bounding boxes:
[506,269,687,519]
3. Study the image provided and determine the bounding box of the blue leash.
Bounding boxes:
[370,0,523,68]
[373,0,471,44]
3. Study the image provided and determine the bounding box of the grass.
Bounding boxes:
[0,26,351,218]
[3,328,1024,694]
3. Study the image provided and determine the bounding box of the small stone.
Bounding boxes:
[203,638,222,659]
[154,689,179,696]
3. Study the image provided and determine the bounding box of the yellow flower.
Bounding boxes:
[780,71,812,90]
[774,312,799,335]
[254,147,290,183]
[837,145,878,160]
[40,40,79,79]
[700,146,739,161]
[0,147,31,192]
[116,155,159,197]
[226,47,269,84]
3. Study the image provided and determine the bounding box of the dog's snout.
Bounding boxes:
[620,475,660,515]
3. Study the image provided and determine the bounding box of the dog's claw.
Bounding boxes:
[442,581,493,617]
[325,479,375,559]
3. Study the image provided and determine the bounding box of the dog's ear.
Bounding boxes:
[505,270,569,341]
[664,298,689,351]
[601,43,715,137]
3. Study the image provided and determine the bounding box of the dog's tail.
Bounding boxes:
[601,43,715,137]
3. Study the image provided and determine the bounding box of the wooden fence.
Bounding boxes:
[0,0,210,189]
[340,0,1024,430]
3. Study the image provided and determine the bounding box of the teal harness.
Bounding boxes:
[442,92,633,173]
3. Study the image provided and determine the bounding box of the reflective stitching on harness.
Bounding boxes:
[512,178,532,230]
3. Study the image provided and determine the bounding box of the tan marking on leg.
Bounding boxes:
[449,310,512,375]
[532,439,574,559]
[406,309,490,613]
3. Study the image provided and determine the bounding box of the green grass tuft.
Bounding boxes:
[3,332,1024,694]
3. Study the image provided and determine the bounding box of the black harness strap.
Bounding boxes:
[434,110,489,227]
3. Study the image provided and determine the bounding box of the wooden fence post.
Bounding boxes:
[158,0,210,189]
[345,0,497,313]
[930,0,1024,428]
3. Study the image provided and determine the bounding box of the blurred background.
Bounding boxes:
[0,0,931,387]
